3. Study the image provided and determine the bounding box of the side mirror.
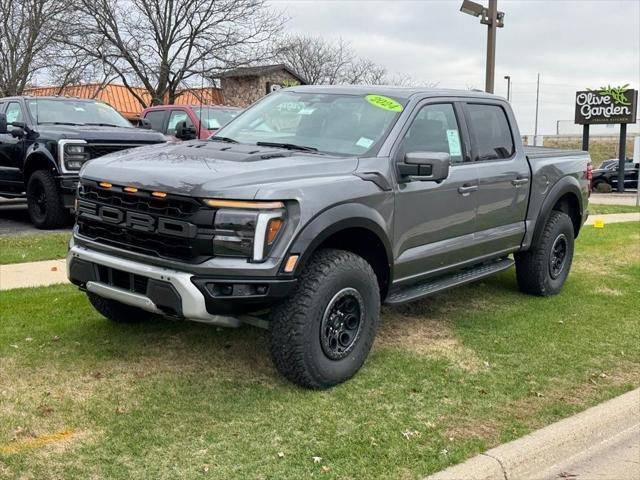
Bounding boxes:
[175,120,197,140]
[398,152,451,181]
[137,118,152,130]
[0,113,7,134]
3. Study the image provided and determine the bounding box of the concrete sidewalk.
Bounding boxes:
[590,192,639,206]
[0,259,68,290]
[426,389,640,480]
[585,212,640,225]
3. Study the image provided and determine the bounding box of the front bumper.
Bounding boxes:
[67,245,296,327]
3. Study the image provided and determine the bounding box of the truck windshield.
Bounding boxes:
[216,91,406,156]
[193,107,239,130]
[26,99,133,128]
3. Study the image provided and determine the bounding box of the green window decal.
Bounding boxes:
[365,95,403,112]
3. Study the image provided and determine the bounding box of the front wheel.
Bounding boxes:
[26,170,71,229]
[515,210,575,296]
[269,249,380,389]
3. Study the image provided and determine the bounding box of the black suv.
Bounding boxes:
[0,96,167,228]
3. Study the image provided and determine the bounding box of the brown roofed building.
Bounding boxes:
[219,64,307,107]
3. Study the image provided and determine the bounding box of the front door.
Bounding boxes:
[0,102,26,191]
[393,101,479,286]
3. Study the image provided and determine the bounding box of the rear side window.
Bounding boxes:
[466,104,514,161]
[143,110,167,133]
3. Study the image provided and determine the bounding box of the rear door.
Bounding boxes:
[393,100,479,284]
[463,101,529,257]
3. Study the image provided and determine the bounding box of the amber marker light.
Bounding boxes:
[99,182,112,188]
[123,186,138,193]
[284,255,299,273]
[266,218,283,244]
[203,199,284,209]
[152,191,167,198]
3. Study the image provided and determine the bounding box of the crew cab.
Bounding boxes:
[68,86,590,388]
[0,96,167,228]
[140,104,240,141]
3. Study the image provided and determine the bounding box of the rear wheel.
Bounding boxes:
[515,210,574,296]
[87,292,158,323]
[269,249,380,389]
[26,170,71,229]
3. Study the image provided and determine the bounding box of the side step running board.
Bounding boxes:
[385,257,514,305]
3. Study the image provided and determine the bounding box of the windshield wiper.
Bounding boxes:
[38,121,84,126]
[256,141,318,152]
[84,122,122,127]
[209,136,238,143]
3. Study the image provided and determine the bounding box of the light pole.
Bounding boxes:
[460,0,505,94]
[504,75,511,101]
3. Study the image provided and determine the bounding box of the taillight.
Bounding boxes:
[586,163,593,195]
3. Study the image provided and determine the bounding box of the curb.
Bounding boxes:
[425,388,640,480]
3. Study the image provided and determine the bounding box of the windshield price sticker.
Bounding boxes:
[365,95,403,112]
[356,137,374,148]
[447,129,462,157]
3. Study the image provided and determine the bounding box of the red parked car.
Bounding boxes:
[139,104,241,140]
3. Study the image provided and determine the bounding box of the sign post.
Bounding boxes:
[575,86,638,192]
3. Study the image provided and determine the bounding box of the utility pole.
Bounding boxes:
[485,0,498,93]
[460,0,504,94]
[534,73,540,144]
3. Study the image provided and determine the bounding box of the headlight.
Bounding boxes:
[206,199,285,262]
[59,140,89,172]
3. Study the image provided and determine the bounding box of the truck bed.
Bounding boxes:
[524,146,587,160]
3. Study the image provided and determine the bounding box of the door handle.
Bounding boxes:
[512,178,529,187]
[458,184,478,194]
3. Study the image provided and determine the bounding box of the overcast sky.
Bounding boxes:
[269,0,640,136]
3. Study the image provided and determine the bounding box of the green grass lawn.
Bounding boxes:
[0,233,71,265]
[589,204,640,215]
[1,223,638,479]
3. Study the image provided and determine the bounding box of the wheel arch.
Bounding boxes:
[287,204,393,299]
[23,149,58,184]
[532,177,584,245]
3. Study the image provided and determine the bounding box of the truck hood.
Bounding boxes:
[36,124,168,143]
[80,140,359,198]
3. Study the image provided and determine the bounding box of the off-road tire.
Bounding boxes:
[87,292,158,323]
[269,249,380,389]
[26,169,70,229]
[515,210,574,296]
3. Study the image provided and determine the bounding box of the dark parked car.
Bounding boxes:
[0,96,167,228]
[68,86,590,388]
[592,162,639,191]
[140,104,241,141]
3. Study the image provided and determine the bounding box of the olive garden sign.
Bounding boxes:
[575,85,637,125]
[575,84,638,192]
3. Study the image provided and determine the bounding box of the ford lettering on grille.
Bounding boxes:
[78,200,197,238]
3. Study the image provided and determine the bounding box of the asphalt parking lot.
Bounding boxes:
[0,198,72,236]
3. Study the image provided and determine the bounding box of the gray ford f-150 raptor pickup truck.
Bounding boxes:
[67,86,591,389]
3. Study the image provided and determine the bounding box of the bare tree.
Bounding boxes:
[0,0,69,96]
[63,0,285,106]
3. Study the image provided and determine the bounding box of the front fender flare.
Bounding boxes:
[287,203,393,277]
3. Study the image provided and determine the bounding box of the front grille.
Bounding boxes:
[86,143,150,159]
[77,180,215,262]
[80,183,200,219]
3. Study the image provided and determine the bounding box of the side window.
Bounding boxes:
[399,103,464,164]
[167,110,193,135]
[466,104,514,161]
[5,102,24,124]
[143,110,167,133]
